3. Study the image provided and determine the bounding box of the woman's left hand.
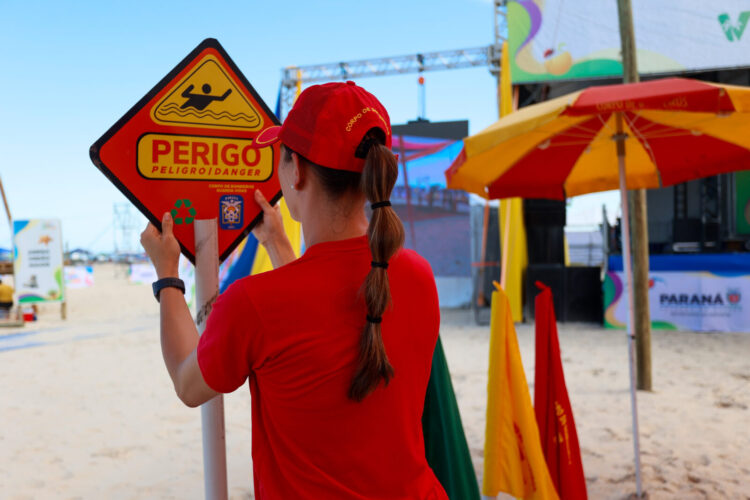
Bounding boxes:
[141,212,181,279]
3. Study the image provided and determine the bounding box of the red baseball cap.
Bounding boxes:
[254,81,392,173]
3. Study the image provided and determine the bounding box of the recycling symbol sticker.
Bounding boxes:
[170,199,197,225]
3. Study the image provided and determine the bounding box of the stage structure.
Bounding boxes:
[277,1,510,318]
[277,1,508,119]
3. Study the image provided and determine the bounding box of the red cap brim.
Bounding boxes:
[253,125,281,148]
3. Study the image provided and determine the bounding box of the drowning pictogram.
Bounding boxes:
[181,84,232,111]
[151,55,263,131]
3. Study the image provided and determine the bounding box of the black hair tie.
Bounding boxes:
[371,260,388,269]
[355,136,381,159]
[366,315,382,324]
[371,201,391,210]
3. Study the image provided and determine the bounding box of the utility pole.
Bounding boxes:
[0,175,12,233]
[617,0,647,497]
[617,0,651,393]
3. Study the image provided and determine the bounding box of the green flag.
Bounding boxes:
[422,336,481,500]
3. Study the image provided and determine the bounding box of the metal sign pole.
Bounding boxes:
[194,219,228,500]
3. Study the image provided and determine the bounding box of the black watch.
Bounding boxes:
[152,277,185,302]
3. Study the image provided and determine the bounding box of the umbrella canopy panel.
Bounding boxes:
[447,78,750,200]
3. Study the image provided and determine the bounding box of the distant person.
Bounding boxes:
[0,279,14,318]
[141,81,447,499]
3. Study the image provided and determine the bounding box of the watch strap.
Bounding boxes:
[152,277,185,302]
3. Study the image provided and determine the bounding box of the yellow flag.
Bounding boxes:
[250,197,301,274]
[483,286,559,499]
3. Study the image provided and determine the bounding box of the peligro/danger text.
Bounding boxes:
[136,133,273,182]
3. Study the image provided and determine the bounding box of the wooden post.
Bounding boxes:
[617,0,651,392]
[0,175,12,231]
[617,0,647,497]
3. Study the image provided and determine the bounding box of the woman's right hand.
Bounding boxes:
[252,189,296,268]
[252,189,285,246]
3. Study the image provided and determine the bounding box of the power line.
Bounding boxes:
[113,203,139,255]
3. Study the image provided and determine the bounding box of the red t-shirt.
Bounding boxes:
[197,235,447,500]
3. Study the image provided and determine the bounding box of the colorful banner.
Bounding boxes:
[130,256,196,308]
[13,219,65,303]
[128,263,158,285]
[392,136,470,307]
[735,171,750,235]
[604,270,750,332]
[64,266,94,289]
[509,0,750,83]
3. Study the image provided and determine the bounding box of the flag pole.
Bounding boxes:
[615,113,643,498]
[195,219,228,500]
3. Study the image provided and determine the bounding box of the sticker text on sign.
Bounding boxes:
[137,133,273,181]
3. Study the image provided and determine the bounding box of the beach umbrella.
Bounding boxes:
[446,76,750,492]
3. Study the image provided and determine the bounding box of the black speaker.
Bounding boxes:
[564,267,603,324]
[525,264,566,322]
[524,199,566,265]
[523,199,566,226]
[673,217,701,242]
[526,225,565,265]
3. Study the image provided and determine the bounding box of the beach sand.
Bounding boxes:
[1,263,749,499]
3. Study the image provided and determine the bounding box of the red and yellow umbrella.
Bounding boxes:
[446,76,750,497]
[447,77,750,199]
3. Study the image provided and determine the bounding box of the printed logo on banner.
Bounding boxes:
[659,293,726,306]
[220,195,243,230]
[718,12,750,42]
[727,288,742,305]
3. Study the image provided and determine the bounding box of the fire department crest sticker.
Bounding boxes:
[219,195,243,230]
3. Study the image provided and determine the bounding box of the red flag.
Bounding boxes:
[534,282,587,500]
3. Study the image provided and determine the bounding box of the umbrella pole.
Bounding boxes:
[616,118,643,497]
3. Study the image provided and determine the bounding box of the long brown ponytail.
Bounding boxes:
[348,136,405,401]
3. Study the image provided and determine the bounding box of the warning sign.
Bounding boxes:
[136,133,273,181]
[90,39,281,263]
[151,55,263,131]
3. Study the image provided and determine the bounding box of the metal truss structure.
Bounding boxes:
[277,1,507,119]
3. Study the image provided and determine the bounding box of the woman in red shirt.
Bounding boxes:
[141,81,447,499]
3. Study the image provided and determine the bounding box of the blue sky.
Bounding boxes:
[0,0,616,253]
